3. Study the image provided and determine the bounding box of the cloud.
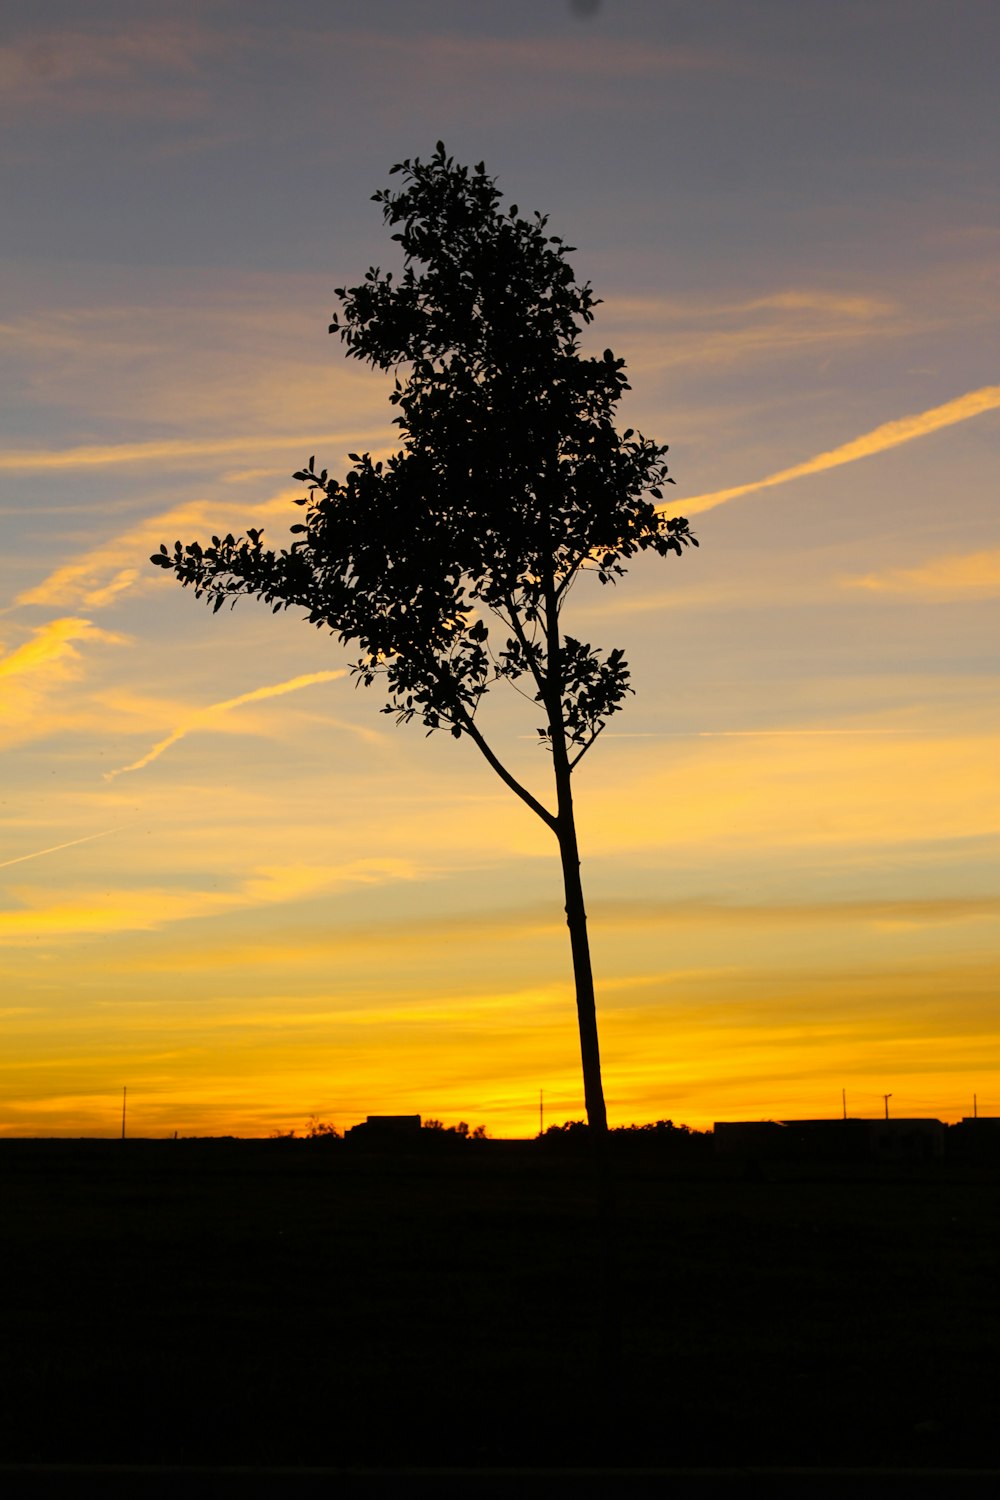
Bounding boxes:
[107,669,350,779]
[0,616,129,750]
[844,548,1000,600]
[0,22,726,124]
[0,266,396,437]
[0,22,215,120]
[643,289,896,324]
[0,855,421,941]
[240,858,420,906]
[14,490,297,611]
[673,386,1000,516]
[743,291,895,319]
[0,886,244,940]
[0,432,373,474]
[0,616,125,682]
[602,287,909,375]
[591,894,1000,932]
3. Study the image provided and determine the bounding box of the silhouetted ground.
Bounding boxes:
[1,1139,998,1474]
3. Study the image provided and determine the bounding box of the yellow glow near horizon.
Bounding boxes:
[4,955,996,1138]
[4,835,997,1137]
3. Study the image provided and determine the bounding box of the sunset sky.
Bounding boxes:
[2,0,998,1138]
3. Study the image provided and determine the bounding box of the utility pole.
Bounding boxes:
[121,1085,127,1141]
[842,1087,847,1121]
[539,1088,544,1137]
[883,1093,891,1121]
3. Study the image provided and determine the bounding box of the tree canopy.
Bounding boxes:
[151,144,697,1133]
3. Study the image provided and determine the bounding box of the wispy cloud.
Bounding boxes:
[0,432,374,474]
[0,270,393,438]
[674,386,1000,516]
[602,287,912,374]
[844,548,1000,600]
[636,288,899,326]
[0,855,420,941]
[0,22,216,119]
[591,894,1000,932]
[743,291,895,319]
[241,857,420,906]
[687,728,916,738]
[0,616,125,682]
[140,890,1000,971]
[14,491,296,611]
[107,669,349,779]
[0,616,129,751]
[0,23,726,125]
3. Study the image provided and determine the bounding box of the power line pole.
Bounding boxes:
[539,1088,544,1137]
[842,1087,847,1121]
[883,1093,891,1121]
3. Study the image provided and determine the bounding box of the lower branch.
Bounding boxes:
[453,702,558,833]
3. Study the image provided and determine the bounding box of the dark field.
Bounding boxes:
[2,1138,999,1477]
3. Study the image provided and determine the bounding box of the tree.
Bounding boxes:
[151,145,696,1139]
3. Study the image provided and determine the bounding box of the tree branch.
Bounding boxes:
[452,700,558,833]
[554,545,592,602]
[503,591,549,702]
[567,719,605,772]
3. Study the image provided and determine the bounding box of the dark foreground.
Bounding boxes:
[1,1139,998,1478]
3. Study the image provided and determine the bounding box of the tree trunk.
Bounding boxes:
[554,752,620,1416]
[552,755,608,1138]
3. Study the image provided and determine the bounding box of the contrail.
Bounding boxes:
[0,827,124,871]
[672,385,1000,517]
[107,668,348,779]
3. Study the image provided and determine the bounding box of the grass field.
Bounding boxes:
[1,1138,998,1470]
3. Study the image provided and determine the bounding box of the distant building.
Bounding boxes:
[713,1121,789,1155]
[869,1118,944,1161]
[713,1117,945,1162]
[950,1117,1000,1163]
[344,1114,422,1146]
[364,1115,422,1132]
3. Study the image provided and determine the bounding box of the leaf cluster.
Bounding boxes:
[151,144,696,778]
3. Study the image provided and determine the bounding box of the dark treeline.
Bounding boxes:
[260,1115,712,1155]
[259,1115,995,1164]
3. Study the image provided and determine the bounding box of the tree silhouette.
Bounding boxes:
[152,145,696,1137]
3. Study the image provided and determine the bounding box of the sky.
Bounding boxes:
[1,0,998,1138]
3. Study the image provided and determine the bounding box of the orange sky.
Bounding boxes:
[1,2,998,1136]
